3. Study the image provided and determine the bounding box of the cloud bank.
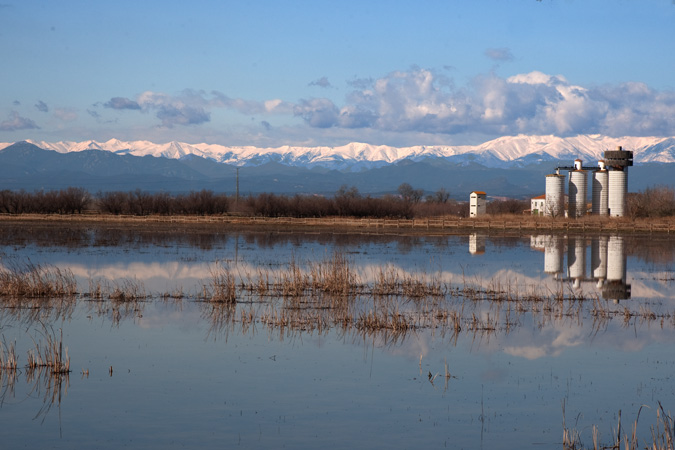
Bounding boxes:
[0,111,40,131]
[98,68,675,140]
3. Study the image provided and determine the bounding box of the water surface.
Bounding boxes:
[1,225,675,449]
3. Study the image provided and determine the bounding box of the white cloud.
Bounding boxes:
[98,67,675,143]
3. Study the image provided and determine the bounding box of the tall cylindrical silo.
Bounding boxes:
[568,170,587,218]
[592,162,609,216]
[608,169,627,217]
[545,174,565,217]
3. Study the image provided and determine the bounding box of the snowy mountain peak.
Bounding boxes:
[3,135,675,171]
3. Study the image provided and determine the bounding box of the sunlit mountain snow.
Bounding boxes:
[1,135,674,170]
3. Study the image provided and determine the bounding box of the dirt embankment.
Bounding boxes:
[1,213,674,236]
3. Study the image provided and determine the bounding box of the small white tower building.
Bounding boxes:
[470,191,487,217]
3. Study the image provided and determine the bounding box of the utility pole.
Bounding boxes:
[236,167,239,208]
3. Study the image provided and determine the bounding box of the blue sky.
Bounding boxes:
[1,0,674,147]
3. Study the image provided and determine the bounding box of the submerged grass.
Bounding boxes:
[0,261,76,298]
[0,338,18,371]
[26,325,70,374]
[563,402,675,450]
[3,251,675,354]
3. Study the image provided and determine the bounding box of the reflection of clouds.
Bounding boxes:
[629,272,675,304]
[504,326,584,360]
[53,259,604,299]
[388,334,431,361]
[551,327,585,349]
[68,262,213,280]
[504,345,547,360]
[137,303,202,332]
[23,258,675,307]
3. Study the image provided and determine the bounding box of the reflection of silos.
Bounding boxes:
[544,235,564,274]
[591,236,608,281]
[569,170,588,218]
[608,169,627,217]
[592,162,609,216]
[567,237,586,284]
[545,174,566,217]
[607,236,625,282]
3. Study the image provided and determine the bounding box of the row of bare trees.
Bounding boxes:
[626,186,675,218]
[0,187,90,214]
[245,189,412,218]
[0,184,597,219]
[97,189,230,215]
[243,185,468,219]
[0,185,457,218]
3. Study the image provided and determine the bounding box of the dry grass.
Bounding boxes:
[563,403,675,450]
[0,261,76,298]
[0,338,18,371]
[3,251,675,348]
[203,263,236,303]
[109,278,146,302]
[26,326,70,374]
[166,251,675,339]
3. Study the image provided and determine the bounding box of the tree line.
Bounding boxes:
[16,183,675,219]
[0,185,460,218]
[0,187,91,214]
[626,185,675,219]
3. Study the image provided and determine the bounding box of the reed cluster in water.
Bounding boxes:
[1,252,674,340]
[563,401,675,450]
[0,262,76,298]
[0,326,70,375]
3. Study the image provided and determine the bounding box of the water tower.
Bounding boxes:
[604,146,633,217]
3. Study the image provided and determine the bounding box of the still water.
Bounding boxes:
[1,224,674,449]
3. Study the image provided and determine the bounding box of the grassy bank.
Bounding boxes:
[1,212,675,235]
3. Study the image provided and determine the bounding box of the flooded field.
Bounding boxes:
[1,223,675,449]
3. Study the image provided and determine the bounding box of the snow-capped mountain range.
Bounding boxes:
[2,134,675,171]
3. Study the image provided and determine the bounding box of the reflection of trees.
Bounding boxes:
[0,222,230,251]
[27,368,70,424]
[4,222,675,267]
[629,236,675,266]
[0,297,76,327]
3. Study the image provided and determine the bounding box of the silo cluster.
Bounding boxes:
[543,146,633,218]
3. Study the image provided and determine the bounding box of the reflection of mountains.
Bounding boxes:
[531,235,630,301]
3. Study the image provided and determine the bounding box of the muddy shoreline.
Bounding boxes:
[1,212,674,237]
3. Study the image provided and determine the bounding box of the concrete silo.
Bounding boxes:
[568,159,587,218]
[604,146,633,218]
[545,173,566,217]
[592,161,609,216]
[608,169,627,217]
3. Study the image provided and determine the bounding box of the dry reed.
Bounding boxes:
[0,338,18,371]
[26,325,70,374]
[0,261,76,298]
